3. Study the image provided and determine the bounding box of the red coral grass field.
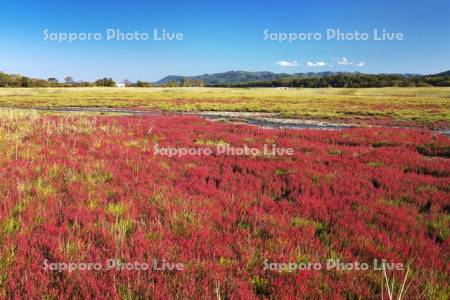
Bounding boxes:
[0,110,448,299]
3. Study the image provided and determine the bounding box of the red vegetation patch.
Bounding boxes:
[0,115,448,299]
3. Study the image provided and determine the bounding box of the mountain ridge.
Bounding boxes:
[156,70,439,85]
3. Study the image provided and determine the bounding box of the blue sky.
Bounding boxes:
[0,0,449,82]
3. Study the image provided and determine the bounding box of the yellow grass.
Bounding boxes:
[0,87,449,124]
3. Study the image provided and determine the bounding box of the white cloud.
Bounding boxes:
[306,61,327,67]
[338,57,365,67]
[275,58,364,69]
[338,57,352,65]
[275,60,298,67]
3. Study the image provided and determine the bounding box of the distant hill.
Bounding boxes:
[156,70,365,85]
[157,71,288,85]
[1,69,449,88]
[432,70,450,77]
[155,70,450,88]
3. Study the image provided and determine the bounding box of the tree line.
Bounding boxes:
[0,72,207,88]
[211,74,450,88]
[1,71,449,88]
[0,73,119,87]
[131,79,205,87]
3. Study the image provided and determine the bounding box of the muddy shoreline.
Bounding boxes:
[2,106,449,136]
